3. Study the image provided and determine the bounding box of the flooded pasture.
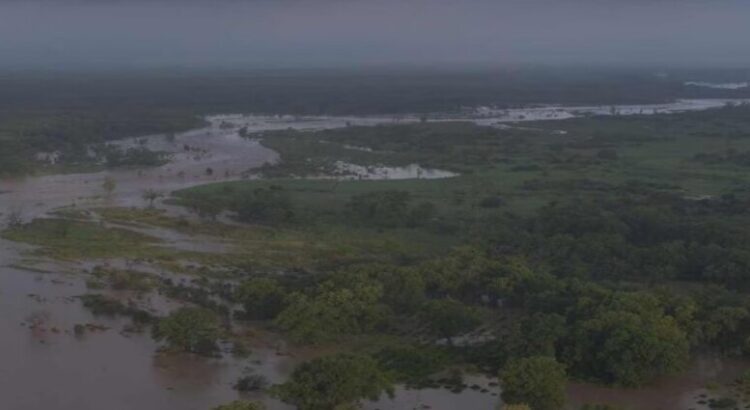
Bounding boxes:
[330,162,459,180]
[0,265,284,410]
[2,100,750,409]
[569,357,750,410]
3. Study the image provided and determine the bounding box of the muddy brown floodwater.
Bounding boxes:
[0,117,289,410]
[569,357,750,410]
[2,103,750,410]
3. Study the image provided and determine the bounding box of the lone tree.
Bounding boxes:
[152,307,221,355]
[238,126,249,138]
[272,354,393,410]
[142,189,163,208]
[102,176,117,197]
[235,277,286,320]
[567,308,689,386]
[183,194,222,221]
[501,356,567,410]
[4,209,23,228]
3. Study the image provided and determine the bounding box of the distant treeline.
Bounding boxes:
[0,110,201,176]
[2,66,749,176]
[2,67,749,117]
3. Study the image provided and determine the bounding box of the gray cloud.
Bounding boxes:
[0,0,748,69]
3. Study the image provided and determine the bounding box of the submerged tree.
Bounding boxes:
[182,193,223,220]
[272,354,393,410]
[567,307,689,386]
[4,209,23,228]
[102,176,117,197]
[152,307,221,355]
[501,356,567,410]
[275,282,388,344]
[142,189,163,208]
[374,345,448,386]
[235,277,286,320]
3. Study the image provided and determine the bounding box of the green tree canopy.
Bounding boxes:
[275,282,388,344]
[272,354,393,410]
[419,298,481,344]
[232,185,294,224]
[153,307,221,355]
[567,299,689,386]
[501,356,567,410]
[513,312,567,358]
[374,345,448,386]
[235,277,286,320]
[347,190,412,228]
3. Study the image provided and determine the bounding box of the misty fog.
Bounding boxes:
[0,0,749,69]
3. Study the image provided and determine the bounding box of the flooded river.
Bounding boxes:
[2,100,750,410]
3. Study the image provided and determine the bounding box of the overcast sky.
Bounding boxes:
[0,0,748,69]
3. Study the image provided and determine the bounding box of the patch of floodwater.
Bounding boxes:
[209,113,403,132]
[4,97,740,225]
[568,356,750,410]
[469,98,750,125]
[0,126,278,223]
[685,81,749,90]
[103,221,235,254]
[342,144,375,152]
[0,256,306,410]
[364,375,501,410]
[329,161,458,180]
[494,123,568,135]
[212,99,750,135]
[0,267,240,410]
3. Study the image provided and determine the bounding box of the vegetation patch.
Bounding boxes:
[86,266,160,292]
[1,218,162,260]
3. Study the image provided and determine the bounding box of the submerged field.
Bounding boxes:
[4,102,750,410]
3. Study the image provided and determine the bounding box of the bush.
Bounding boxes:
[347,190,412,228]
[275,283,388,344]
[101,145,168,168]
[478,195,505,208]
[708,397,737,409]
[375,346,448,386]
[501,356,567,410]
[234,375,269,392]
[596,149,619,160]
[232,186,294,224]
[235,278,286,320]
[152,307,221,355]
[419,298,481,344]
[272,354,393,410]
